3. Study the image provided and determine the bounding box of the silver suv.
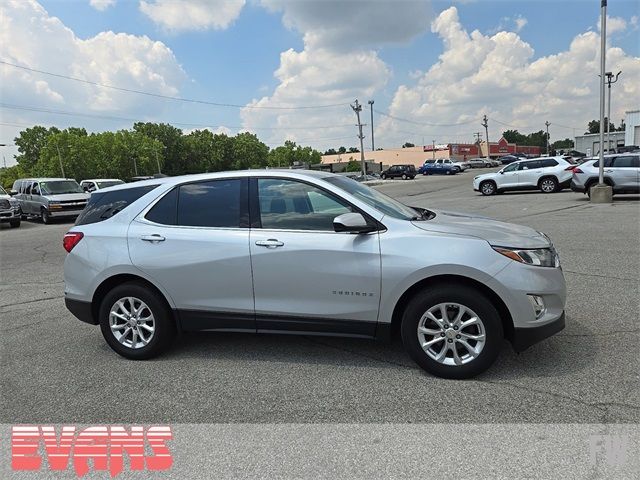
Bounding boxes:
[570,153,640,197]
[12,178,90,223]
[63,170,566,379]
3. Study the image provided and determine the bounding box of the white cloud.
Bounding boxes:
[89,0,116,11]
[379,6,640,146]
[242,1,430,149]
[0,0,186,163]
[140,0,245,32]
[514,15,527,32]
[488,14,527,35]
[596,15,628,34]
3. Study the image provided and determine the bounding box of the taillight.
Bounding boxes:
[572,168,583,174]
[565,165,577,171]
[63,232,84,253]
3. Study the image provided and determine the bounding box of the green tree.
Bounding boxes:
[345,160,361,172]
[133,122,184,175]
[348,147,359,153]
[13,126,61,172]
[268,141,322,167]
[230,132,269,170]
[501,129,528,144]
[552,138,574,149]
[586,119,615,134]
[338,146,346,154]
[324,148,337,155]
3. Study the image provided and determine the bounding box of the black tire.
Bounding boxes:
[480,180,496,196]
[402,174,408,180]
[400,284,504,379]
[453,167,460,173]
[445,170,451,175]
[539,176,558,193]
[9,219,20,228]
[381,173,387,180]
[40,208,51,224]
[98,282,176,360]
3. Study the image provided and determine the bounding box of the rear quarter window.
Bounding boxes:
[75,185,158,226]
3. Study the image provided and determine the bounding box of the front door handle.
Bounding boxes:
[141,234,165,242]
[604,169,613,173]
[255,239,284,248]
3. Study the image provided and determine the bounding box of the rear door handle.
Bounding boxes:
[141,234,165,242]
[604,169,613,173]
[255,239,284,248]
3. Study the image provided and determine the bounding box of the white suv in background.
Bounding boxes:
[473,157,577,196]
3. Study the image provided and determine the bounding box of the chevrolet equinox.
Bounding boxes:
[63,170,566,379]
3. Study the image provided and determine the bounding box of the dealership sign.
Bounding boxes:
[11,425,173,477]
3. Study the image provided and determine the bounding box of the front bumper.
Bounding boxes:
[0,207,21,221]
[49,208,85,218]
[512,311,565,352]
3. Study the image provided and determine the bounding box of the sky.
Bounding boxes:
[1,0,639,166]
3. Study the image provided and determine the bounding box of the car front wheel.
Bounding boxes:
[480,181,496,196]
[40,208,51,224]
[401,285,503,379]
[98,282,176,360]
[381,174,387,180]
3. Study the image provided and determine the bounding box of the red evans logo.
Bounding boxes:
[12,425,172,477]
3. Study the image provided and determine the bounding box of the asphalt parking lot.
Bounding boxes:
[1,170,639,426]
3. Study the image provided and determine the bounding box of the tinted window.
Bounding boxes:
[258,178,352,231]
[96,180,124,189]
[541,159,559,167]
[177,179,241,228]
[592,158,614,168]
[612,156,639,168]
[503,163,519,172]
[25,183,32,194]
[76,185,158,226]
[40,180,83,195]
[519,160,542,170]
[145,188,178,225]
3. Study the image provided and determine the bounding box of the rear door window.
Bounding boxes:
[612,156,639,168]
[541,159,559,167]
[76,185,158,226]
[176,179,243,228]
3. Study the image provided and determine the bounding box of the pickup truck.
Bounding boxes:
[423,158,468,172]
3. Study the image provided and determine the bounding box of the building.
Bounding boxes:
[625,109,640,147]
[450,137,541,160]
[574,131,625,156]
[320,145,450,169]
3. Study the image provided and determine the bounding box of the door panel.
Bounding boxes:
[249,177,381,335]
[128,179,255,331]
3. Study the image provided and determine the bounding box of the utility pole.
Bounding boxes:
[368,100,375,151]
[432,140,436,160]
[605,71,621,153]
[482,115,490,160]
[597,1,607,189]
[154,149,162,174]
[545,121,550,155]
[55,143,66,178]
[350,99,366,175]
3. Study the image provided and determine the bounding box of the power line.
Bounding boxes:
[374,109,481,127]
[0,103,354,131]
[0,60,350,111]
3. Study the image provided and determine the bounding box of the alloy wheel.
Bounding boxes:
[417,303,486,366]
[541,179,556,193]
[109,297,156,349]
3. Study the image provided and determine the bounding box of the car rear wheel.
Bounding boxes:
[539,177,558,193]
[98,282,176,360]
[402,174,408,180]
[480,181,496,196]
[401,285,503,379]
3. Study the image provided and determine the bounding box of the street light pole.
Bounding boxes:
[545,121,550,155]
[605,71,621,153]
[368,100,375,151]
[350,99,367,175]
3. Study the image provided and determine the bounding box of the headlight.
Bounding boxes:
[493,247,560,267]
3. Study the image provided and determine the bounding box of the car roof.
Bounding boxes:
[99,169,338,193]
[15,178,75,182]
[81,179,123,182]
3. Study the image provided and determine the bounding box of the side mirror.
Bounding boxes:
[82,185,89,192]
[333,213,376,234]
[9,190,17,196]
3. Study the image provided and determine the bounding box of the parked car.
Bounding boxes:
[467,158,491,168]
[80,179,125,193]
[424,158,469,172]
[419,162,458,175]
[488,159,502,167]
[570,153,640,198]
[12,178,90,224]
[380,164,416,180]
[0,185,21,228]
[473,156,577,196]
[63,170,566,379]
[498,155,520,165]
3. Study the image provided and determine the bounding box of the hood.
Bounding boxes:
[0,194,11,200]
[412,209,551,249]
[46,193,90,202]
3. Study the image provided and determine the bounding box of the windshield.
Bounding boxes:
[0,186,7,195]
[324,175,420,220]
[96,180,124,189]
[40,180,83,195]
